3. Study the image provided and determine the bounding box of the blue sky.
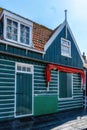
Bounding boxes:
[1,0,87,56]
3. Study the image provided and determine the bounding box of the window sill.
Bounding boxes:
[61,54,72,58]
[5,38,32,48]
[58,97,73,101]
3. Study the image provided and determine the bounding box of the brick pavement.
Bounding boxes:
[52,116,87,130]
[0,108,87,130]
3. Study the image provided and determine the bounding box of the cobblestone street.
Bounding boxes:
[52,116,87,130]
[0,109,87,130]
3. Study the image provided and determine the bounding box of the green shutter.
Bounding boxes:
[59,72,72,98]
[59,72,67,98]
[67,73,72,97]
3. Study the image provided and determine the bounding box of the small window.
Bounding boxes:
[59,72,72,99]
[61,38,71,57]
[17,63,32,73]
[6,19,18,41]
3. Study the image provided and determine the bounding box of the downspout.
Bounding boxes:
[84,70,87,109]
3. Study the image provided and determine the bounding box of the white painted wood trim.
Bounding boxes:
[4,15,33,47]
[44,20,84,64]
[61,37,71,57]
[66,22,84,64]
[14,62,34,118]
[3,10,33,26]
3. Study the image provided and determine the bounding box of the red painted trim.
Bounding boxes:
[46,64,85,86]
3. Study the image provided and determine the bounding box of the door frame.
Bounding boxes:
[14,62,34,118]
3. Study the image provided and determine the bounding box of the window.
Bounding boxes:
[61,38,71,57]
[5,17,32,46]
[20,24,30,45]
[17,63,33,74]
[6,19,18,41]
[59,72,72,99]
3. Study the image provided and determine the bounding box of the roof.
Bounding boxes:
[0,7,84,64]
[33,23,53,51]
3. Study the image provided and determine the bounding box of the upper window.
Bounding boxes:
[61,38,71,57]
[20,24,30,45]
[59,72,72,99]
[5,17,32,46]
[6,19,18,41]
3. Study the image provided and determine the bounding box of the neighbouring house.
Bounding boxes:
[0,8,85,121]
[82,52,87,108]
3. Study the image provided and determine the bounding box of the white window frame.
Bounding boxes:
[20,23,30,46]
[4,15,33,47]
[61,38,71,57]
[16,62,33,74]
[6,18,18,42]
[58,72,73,100]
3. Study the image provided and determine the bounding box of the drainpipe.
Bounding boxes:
[84,70,87,109]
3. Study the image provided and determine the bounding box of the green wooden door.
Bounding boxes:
[16,72,32,117]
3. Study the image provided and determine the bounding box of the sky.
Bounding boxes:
[0,0,87,56]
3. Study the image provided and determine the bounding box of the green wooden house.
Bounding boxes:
[0,8,85,121]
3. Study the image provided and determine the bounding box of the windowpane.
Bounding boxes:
[7,26,11,33]
[7,19,12,26]
[22,66,26,72]
[13,34,17,41]
[27,67,31,72]
[17,66,21,71]
[20,24,30,45]
[61,38,71,57]
[13,21,18,28]
[6,19,18,41]
[59,72,72,98]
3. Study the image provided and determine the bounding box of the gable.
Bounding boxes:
[44,21,84,69]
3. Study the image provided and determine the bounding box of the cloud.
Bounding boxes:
[50,6,57,14]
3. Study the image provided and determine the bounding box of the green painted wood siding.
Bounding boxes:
[58,74,83,111]
[34,65,58,95]
[0,26,83,70]
[44,27,83,69]
[59,72,72,98]
[0,59,15,120]
[34,65,58,115]
[0,55,83,119]
[0,43,42,61]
